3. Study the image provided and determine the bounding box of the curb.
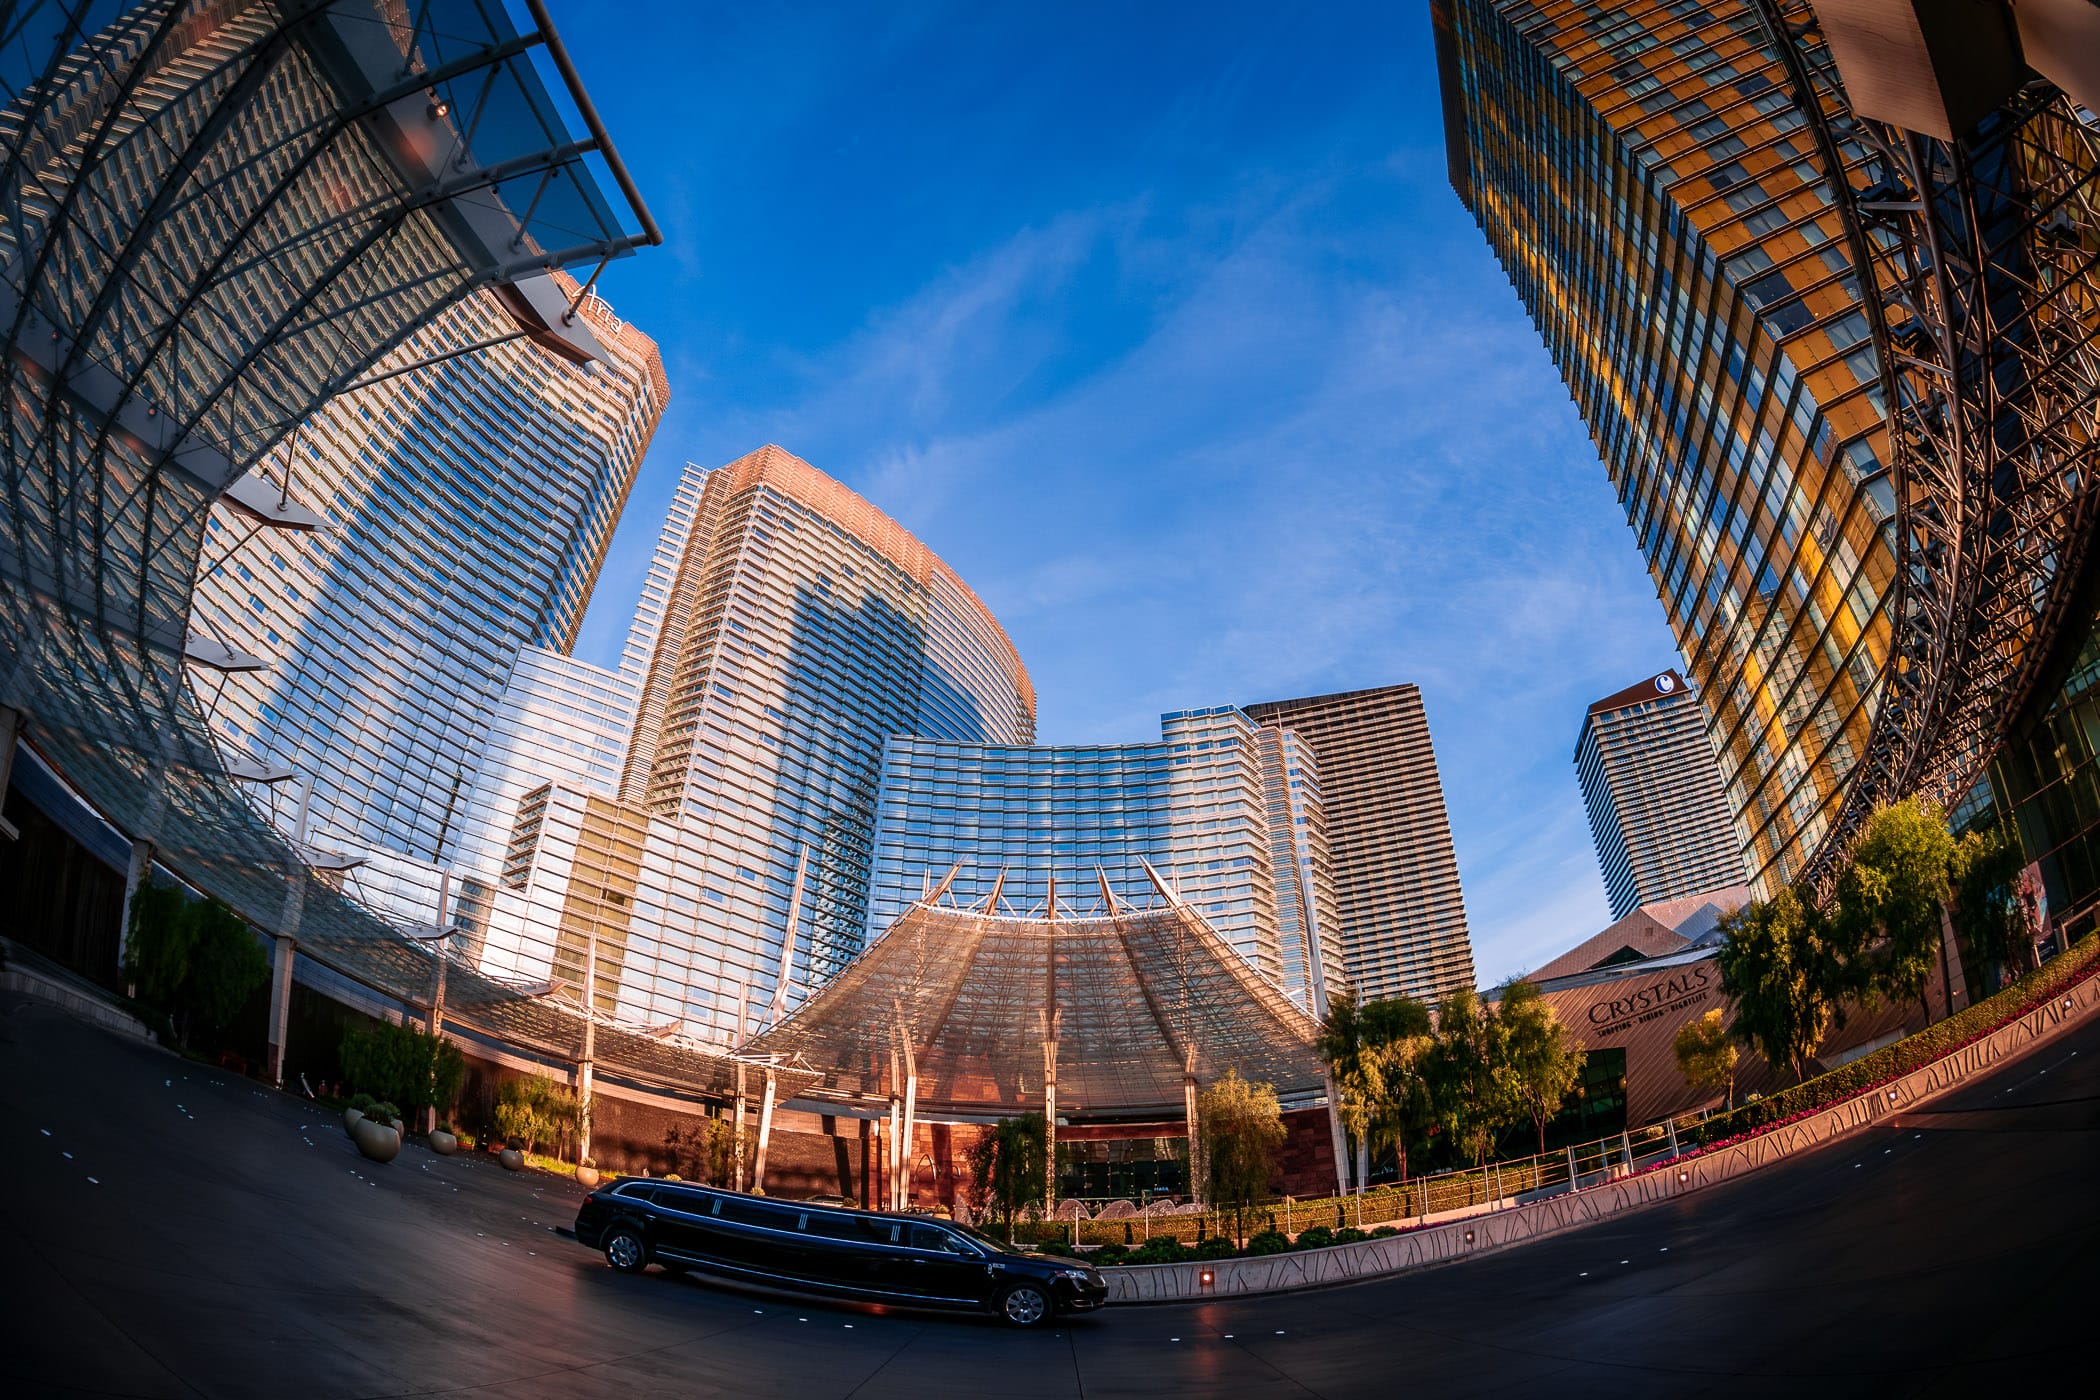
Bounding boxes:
[1107,965,2100,1304]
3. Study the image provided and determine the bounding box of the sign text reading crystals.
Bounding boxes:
[1586,964,1716,1037]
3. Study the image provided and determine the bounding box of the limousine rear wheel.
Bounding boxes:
[997,1282,1051,1328]
[603,1225,649,1273]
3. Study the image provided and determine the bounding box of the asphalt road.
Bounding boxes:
[3,994,2096,1399]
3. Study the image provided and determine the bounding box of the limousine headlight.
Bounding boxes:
[1052,1266,1097,1282]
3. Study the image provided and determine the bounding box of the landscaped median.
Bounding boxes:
[1103,937,2100,1303]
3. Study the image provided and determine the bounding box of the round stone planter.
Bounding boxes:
[343,1107,365,1135]
[499,1147,524,1171]
[428,1130,458,1156]
[575,1165,600,1189]
[389,1118,405,1138]
[351,1118,401,1164]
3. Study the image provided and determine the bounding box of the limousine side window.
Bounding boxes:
[716,1195,797,1230]
[909,1223,978,1256]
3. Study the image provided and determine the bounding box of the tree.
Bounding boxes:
[124,886,267,1049]
[1496,980,1587,1154]
[969,1112,1048,1244]
[1950,824,2038,983]
[1716,885,1840,1084]
[492,1074,583,1157]
[1362,996,1438,1185]
[339,1021,467,1116]
[1840,797,1958,1022]
[1199,1071,1287,1244]
[1672,1008,1738,1110]
[1316,993,1435,1189]
[1431,988,1515,1168]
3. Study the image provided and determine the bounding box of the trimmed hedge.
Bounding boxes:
[1688,933,2100,1150]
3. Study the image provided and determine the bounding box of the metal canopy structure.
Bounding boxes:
[0,1,729,1095]
[749,869,1330,1118]
[1753,0,2100,885]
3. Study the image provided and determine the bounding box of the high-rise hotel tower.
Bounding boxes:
[1244,685,1476,1004]
[1577,670,1749,918]
[1435,0,1906,894]
[190,279,667,922]
[476,448,1037,1042]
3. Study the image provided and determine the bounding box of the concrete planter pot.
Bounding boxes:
[351,1118,401,1163]
[499,1147,524,1171]
[343,1108,364,1135]
[575,1165,600,1189]
[428,1130,458,1156]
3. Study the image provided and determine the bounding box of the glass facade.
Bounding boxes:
[868,706,1347,1017]
[190,283,665,926]
[483,447,1038,1043]
[1436,0,1901,895]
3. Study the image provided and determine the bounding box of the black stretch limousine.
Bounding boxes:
[573,1180,1108,1327]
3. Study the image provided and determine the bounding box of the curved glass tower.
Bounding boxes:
[868,706,1348,1017]
[190,281,666,921]
[1436,0,1900,892]
[476,447,1038,1042]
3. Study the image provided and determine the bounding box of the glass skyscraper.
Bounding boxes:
[189,280,666,924]
[868,706,1348,1017]
[480,447,1038,1042]
[1577,670,1750,918]
[1435,0,1901,894]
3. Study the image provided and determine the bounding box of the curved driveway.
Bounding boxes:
[2,996,2094,1398]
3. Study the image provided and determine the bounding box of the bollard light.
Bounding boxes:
[1464,1228,1474,1243]
[1199,1268,1214,1288]
[1887,1089,1898,1101]
[1678,1171,1688,1183]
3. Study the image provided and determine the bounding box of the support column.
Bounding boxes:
[1183,1055,1204,1207]
[577,923,598,1166]
[752,1069,776,1195]
[266,933,296,1088]
[1939,905,1969,1017]
[733,1062,748,1191]
[859,1115,873,1208]
[899,1034,919,1211]
[0,703,25,841]
[1043,1037,1059,1215]
[886,1039,903,1210]
[265,856,309,1087]
[117,837,156,979]
[1321,1070,1350,1197]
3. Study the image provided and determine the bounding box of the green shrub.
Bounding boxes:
[1293,1225,1335,1250]
[348,1093,377,1116]
[1691,934,2099,1149]
[1243,1230,1291,1256]
[1333,1226,1368,1245]
[1038,1239,1079,1258]
[366,1102,400,1126]
[124,887,268,1050]
[339,1021,466,1115]
[1123,1237,1187,1265]
[1370,1226,1400,1238]
[1090,1244,1129,1266]
[1191,1235,1237,1261]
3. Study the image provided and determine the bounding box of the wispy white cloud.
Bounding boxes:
[578,35,1686,985]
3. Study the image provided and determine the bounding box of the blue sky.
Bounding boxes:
[553,1,1684,987]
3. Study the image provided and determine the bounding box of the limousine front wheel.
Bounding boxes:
[998,1283,1051,1328]
[603,1226,649,1274]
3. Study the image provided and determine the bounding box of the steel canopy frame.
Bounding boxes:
[1752,0,2100,885]
[0,1,695,1092]
[749,887,1330,1119]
